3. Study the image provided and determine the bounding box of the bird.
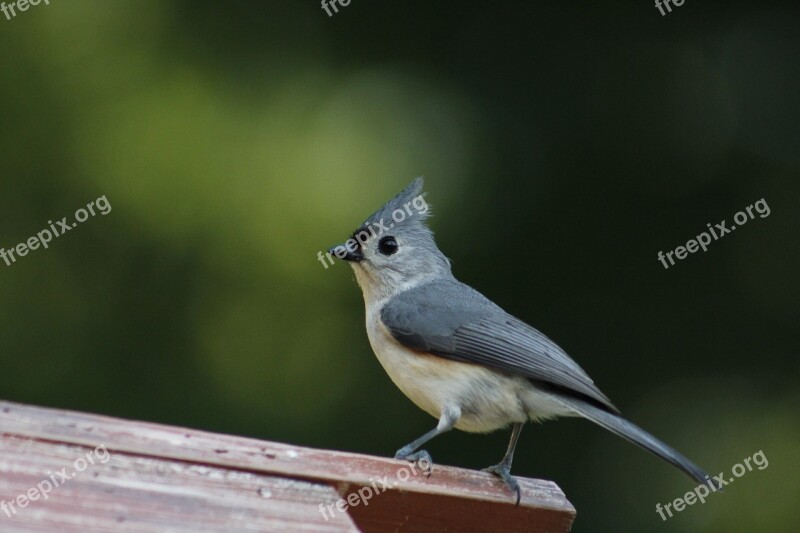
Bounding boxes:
[328,177,715,504]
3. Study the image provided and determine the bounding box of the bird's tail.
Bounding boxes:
[552,393,719,490]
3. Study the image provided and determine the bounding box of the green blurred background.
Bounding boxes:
[1,1,798,531]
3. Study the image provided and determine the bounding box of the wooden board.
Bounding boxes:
[0,401,576,532]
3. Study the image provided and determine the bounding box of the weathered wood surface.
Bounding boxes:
[0,401,576,532]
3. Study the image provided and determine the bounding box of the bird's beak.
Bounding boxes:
[328,244,364,263]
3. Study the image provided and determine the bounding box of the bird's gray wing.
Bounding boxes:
[380,279,619,413]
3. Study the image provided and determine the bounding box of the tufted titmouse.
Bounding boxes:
[329,178,715,503]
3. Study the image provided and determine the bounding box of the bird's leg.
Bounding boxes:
[394,407,459,476]
[483,423,524,505]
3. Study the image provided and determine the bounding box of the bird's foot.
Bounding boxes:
[482,462,521,505]
[394,448,434,477]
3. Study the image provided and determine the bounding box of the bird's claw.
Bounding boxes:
[394,449,434,477]
[483,462,521,505]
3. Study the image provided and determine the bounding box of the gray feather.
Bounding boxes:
[362,177,430,228]
[550,393,713,487]
[380,279,619,414]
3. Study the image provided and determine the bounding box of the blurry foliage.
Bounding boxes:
[0,2,798,531]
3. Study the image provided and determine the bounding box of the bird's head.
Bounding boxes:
[329,177,451,302]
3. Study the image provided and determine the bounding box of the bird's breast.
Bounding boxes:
[365,310,547,433]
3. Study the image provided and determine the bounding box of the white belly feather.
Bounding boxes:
[366,308,574,433]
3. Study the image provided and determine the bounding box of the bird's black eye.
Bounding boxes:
[378,236,398,255]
